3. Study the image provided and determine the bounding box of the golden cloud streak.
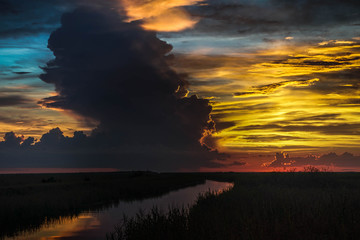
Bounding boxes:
[174,39,360,156]
[234,78,319,97]
[119,0,202,32]
[250,43,360,78]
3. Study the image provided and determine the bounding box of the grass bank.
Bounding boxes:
[108,172,360,240]
[0,171,211,239]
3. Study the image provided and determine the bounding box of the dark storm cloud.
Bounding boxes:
[0,95,30,106]
[0,6,224,171]
[39,7,211,146]
[185,0,360,35]
[0,0,17,14]
[0,128,224,170]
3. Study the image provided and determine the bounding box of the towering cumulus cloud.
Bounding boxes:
[0,7,222,171]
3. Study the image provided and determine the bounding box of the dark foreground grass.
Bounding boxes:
[108,172,360,240]
[0,171,209,239]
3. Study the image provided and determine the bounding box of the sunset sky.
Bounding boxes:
[1,0,360,172]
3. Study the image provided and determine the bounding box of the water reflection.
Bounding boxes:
[9,180,233,240]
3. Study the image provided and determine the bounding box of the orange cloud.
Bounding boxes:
[119,0,202,32]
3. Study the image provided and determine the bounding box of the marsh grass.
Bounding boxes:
[0,172,207,239]
[108,172,360,240]
[107,207,190,240]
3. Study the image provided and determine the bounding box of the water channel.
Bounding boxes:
[9,180,233,240]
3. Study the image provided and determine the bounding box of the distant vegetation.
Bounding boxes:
[3,170,360,240]
[0,171,211,239]
[108,172,360,240]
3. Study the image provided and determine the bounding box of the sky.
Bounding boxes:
[0,0,360,172]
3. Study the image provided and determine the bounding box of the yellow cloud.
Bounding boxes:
[174,39,360,156]
[119,0,202,32]
[234,78,319,97]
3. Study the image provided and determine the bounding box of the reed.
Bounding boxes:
[108,172,360,240]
